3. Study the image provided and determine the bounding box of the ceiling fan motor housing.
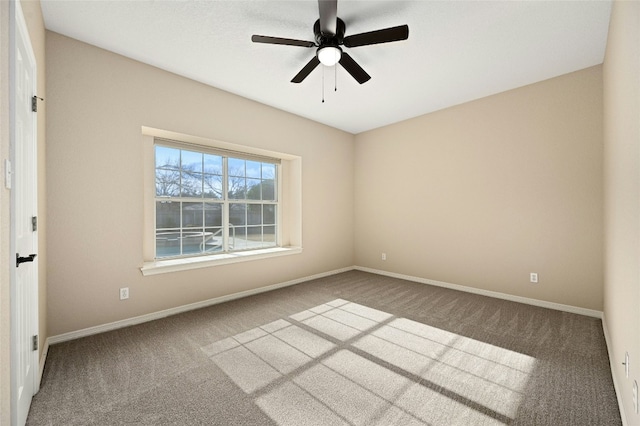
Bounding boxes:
[314,18,345,48]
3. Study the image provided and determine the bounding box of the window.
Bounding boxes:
[141,128,302,275]
[154,140,279,259]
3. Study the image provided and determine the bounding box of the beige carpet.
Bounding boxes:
[28,271,621,425]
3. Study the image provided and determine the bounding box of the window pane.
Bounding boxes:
[204,227,223,252]
[246,160,261,178]
[228,176,246,199]
[229,203,246,226]
[264,226,276,244]
[228,158,245,177]
[156,169,180,197]
[262,179,275,201]
[156,231,181,258]
[264,205,276,224]
[204,154,222,175]
[182,202,203,228]
[156,146,180,170]
[248,204,262,225]
[204,203,222,227]
[182,230,204,255]
[246,178,261,200]
[247,226,262,242]
[156,201,180,229]
[203,174,223,199]
[182,150,202,173]
[231,226,248,250]
[262,163,276,179]
[181,172,203,197]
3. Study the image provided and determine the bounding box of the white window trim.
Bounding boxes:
[141,127,302,275]
[141,246,303,276]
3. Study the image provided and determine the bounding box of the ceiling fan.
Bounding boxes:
[251,0,409,84]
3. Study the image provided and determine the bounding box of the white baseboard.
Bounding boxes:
[602,313,628,426]
[47,266,353,345]
[354,266,603,318]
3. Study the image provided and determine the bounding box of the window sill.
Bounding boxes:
[140,246,303,276]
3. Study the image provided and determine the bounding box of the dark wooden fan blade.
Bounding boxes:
[291,56,321,83]
[343,25,409,48]
[251,35,315,48]
[318,0,337,36]
[338,52,371,84]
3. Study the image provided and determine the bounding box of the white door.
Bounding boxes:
[11,1,39,425]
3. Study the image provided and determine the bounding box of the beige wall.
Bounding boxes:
[45,32,354,336]
[603,0,640,423]
[355,66,604,310]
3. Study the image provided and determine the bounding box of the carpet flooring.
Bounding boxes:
[27,271,621,425]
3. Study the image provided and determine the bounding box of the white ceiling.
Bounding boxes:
[40,0,612,134]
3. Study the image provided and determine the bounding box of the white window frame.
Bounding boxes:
[140,127,302,276]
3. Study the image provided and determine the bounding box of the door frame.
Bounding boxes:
[9,0,40,424]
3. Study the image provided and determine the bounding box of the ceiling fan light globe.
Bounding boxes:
[317,46,342,66]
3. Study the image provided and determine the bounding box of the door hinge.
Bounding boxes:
[32,216,37,232]
[31,95,43,112]
[32,335,38,351]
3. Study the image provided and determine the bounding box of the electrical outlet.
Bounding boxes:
[381,253,387,261]
[530,272,538,283]
[119,287,129,300]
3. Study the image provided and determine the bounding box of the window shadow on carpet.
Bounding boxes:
[202,299,536,425]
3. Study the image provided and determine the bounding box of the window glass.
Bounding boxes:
[154,144,278,259]
[264,205,276,225]
[181,172,203,197]
[247,179,261,200]
[156,169,180,197]
[246,160,261,178]
[203,174,223,199]
[204,154,222,175]
[156,146,180,170]
[228,158,245,177]
[156,201,180,229]
[247,204,262,226]
[181,150,202,173]
[229,203,246,226]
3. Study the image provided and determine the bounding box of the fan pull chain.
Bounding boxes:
[322,66,325,103]
[335,65,337,92]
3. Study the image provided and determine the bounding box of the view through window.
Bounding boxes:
[155,141,278,259]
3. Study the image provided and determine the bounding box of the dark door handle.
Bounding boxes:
[16,253,37,267]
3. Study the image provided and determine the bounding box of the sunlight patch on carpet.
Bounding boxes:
[201,299,536,425]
